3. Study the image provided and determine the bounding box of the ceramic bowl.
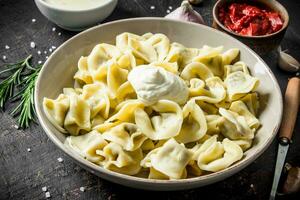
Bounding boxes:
[35,18,283,191]
[212,0,289,55]
[34,0,118,31]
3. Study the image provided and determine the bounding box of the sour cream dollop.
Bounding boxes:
[128,65,189,105]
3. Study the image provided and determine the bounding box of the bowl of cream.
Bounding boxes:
[34,0,118,31]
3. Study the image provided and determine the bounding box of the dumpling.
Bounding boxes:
[144,33,170,61]
[107,62,129,98]
[150,61,179,74]
[87,43,122,73]
[74,56,93,85]
[193,46,224,77]
[188,78,205,97]
[64,94,91,135]
[102,123,147,151]
[221,48,240,66]
[181,62,214,81]
[205,114,223,135]
[116,32,158,63]
[43,94,69,133]
[196,136,243,172]
[219,108,254,140]
[81,83,110,119]
[175,100,207,143]
[96,142,143,175]
[240,93,260,115]
[134,100,183,140]
[224,71,259,101]
[224,61,249,78]
[65,130,108,165]
[141,138,193,179]
[192,77,226,104]
[229,100,260,129]
[93,100,144,132]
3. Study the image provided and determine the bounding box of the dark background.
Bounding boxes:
[0,0,299,199]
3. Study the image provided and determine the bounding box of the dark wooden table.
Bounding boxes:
[0,0,299,199]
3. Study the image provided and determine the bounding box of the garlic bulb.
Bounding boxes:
[165,0,205,25]
[278,46,300,72]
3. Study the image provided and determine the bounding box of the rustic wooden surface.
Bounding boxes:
[0,0,299,199]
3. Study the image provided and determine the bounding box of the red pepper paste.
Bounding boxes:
[218,3,284,36]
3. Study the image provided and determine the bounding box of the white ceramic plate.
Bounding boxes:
[35,18,282,191]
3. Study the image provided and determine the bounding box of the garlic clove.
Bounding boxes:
[278,47,300,72]
[165,0,205,25]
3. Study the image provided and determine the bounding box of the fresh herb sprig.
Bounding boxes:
[0,55,41,129]
[11,66,41,128]
[0,55,32,109]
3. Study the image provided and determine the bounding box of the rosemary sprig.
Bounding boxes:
[0,55,32,110]
[10,66,41,128]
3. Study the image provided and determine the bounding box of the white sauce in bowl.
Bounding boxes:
[44,0,108,10]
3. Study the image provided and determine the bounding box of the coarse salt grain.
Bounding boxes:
[52,27,56,32]
[46,56,49,59]
[57,157,63,162]
[166,10,170,13]
[30,42,36,48]
[2,55,7,60]
[37,50,41,55]
[27,148,31,152]
[58,32,61,36]
[79,187,85,192]
[296,72,299,76]
[44,51,47,54]
[168,6,173,9]
[42,186,47,192]
[150,6,155,10]
[5,45,10,49]
[38,61,42,64]
[51,46,56,49]
[32,19,36,23]
[45,191,51,198]
[13,124,18,129]
[49,48,53,52]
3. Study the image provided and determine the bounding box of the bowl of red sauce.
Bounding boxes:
[213,0,289,55]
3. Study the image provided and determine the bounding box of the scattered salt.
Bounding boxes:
[49,48,53,53]
[250,184,254,188]
[5,45,10,49]
[2,55,7,60]
[13,124,18,129]
[166,10,170,13]
[27,148,31,152]
[42,186,47,192]
[150,6,155,10]
[52,27,56,32]
[168,6,173,9]
[58,32,61,36]
[51,46,56,49]
[57,157,63,163]
[45,191,51,198]
[37,50,41,55]
[32,18,36,23]
[46,56,49,59]
[30,42,36,48]
[296,72,299,76]
[38,60,42,64]
[44,51,47,54]
[79,187,85,192]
